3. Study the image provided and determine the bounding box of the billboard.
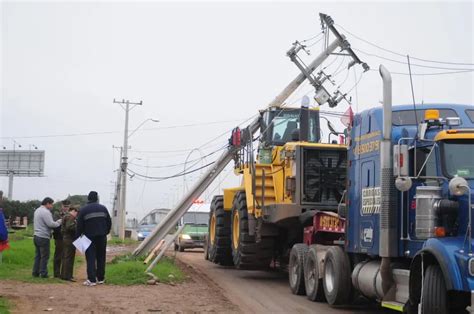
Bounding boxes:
[0,150,45,177]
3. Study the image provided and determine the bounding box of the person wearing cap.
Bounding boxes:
[76,191,111,287]
[60,206,79,281]
[53,199,71,278]
[32,197,62,278]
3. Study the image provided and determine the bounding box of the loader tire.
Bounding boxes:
[289,243,308,295]
[231,191,273,269]
[323,246,352,306]
[304,245,325,302]
[203,233,209,260]
[208,195,233,266]
[421,265,448,314]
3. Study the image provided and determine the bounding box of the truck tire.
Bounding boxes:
[208,195,233,266]
[323,246,352,306]
[231,191,273,269]
[289,243,308,295]
[421,265,448,314]
[304,245,325,301]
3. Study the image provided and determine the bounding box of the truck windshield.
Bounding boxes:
[393,109,458,126]
[441,140,474,179]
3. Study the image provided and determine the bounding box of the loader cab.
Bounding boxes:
[260,107,321,147]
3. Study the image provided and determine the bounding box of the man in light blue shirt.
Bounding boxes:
[32,197,61,278]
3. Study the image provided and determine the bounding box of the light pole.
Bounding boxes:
[7,140,22,199]
[113,98,158,240]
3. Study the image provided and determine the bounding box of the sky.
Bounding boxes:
[1,1,473,221]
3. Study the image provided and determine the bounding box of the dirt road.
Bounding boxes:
[177,249,389,314]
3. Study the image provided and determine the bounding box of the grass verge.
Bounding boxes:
[0,297,11,314]
[108,237,138,246]
[106,254,184,285]
[0,227,83,283]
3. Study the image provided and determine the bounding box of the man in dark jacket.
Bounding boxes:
[53,199,70,278]
[76,191,111,286]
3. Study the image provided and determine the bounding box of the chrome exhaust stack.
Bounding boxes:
[379,64,397,257]
[378,65,397,297]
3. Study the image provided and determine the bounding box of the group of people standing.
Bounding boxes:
[32,191,111,287]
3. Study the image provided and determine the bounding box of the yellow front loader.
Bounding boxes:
[207,105,347,268]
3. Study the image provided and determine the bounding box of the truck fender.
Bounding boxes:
[409,245,462,305]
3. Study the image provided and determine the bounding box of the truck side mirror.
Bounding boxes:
[393,144,409,177]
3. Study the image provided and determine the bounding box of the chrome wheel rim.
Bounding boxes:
[325,259,335,293]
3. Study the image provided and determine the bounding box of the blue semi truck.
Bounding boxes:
[289,66,474,313]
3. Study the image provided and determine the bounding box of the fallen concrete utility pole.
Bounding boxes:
[134,13,364,257]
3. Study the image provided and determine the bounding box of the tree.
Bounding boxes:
[1,198,40,224]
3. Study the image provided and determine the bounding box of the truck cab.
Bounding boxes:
[346,103,474,312]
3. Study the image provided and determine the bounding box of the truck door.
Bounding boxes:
[360,160,378,251]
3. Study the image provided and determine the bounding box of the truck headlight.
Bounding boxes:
[181,234,191,240]
[469,258,474,276]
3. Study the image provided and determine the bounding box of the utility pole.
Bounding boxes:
[111,145,123,237]
[113,99,143,240]
[7,171,14,200]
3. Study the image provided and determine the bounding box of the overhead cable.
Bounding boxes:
[355,48,473,71]
[336,23,474,66]
[128,161,216,181]
[129,145,226,168]
[368,68,473,76]
[0,119,246,140]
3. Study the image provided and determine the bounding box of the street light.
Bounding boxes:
[128,118,160,138]
[12,140,22,151]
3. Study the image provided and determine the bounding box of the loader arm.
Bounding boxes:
[133,118,261,256]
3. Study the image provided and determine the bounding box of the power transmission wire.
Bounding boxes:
[355,48,473,71]
[329,56,347,77]
[336,23,474,66]
[322,54,342,72]
[368,68,473,76]
[353,67,360,113]
[407,55,420,134]
[337,67,351,88]
[306,36,325,49]
[0,119,246,140]
[300,31,324,43]
[345,70,365,94]
[128,161,216,181]
[129,145,226,168]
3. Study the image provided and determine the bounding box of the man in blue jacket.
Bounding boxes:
[76,191,111,286]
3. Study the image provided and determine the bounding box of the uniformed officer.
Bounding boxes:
[60,206,78,281]
[53,200,70,278]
